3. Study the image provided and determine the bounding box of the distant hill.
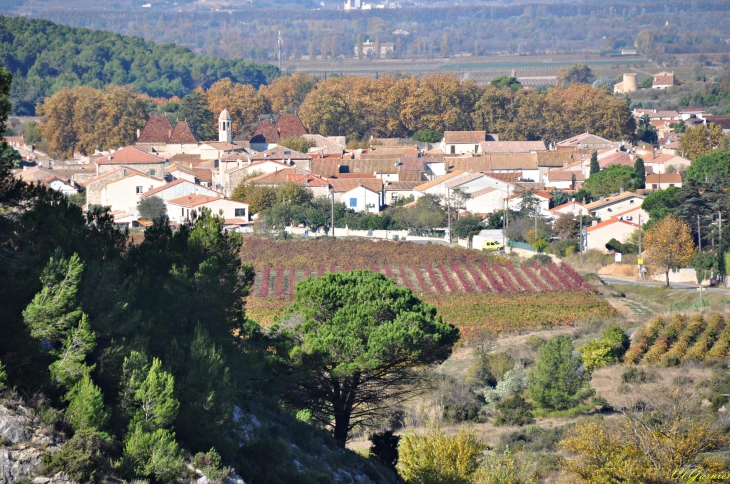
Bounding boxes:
[0,15,280,114]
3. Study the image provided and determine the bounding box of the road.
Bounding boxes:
[599,276,730,294]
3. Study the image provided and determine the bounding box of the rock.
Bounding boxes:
[224,474,246,484]
[0,446,44,484]
[196,476,209,484]
[0,405,32,444]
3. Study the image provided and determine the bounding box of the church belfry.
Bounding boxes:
[219,109,232,143]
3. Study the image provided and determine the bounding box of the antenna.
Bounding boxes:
[278,31,283,72]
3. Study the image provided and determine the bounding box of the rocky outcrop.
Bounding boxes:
[0,404,62,484]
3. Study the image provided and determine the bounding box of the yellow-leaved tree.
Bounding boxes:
[679,123,724,161]
[643,214,695,286]
[398,426,485,484]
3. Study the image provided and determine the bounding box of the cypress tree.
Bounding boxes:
[589,150,600,175]
[633,156,646,189]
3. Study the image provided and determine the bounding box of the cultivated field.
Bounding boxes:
[241,237,615,332]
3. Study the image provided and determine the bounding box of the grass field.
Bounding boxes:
[241,237,615,333]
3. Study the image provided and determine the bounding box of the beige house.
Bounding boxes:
[440,131,486,155]
[652,71,675,90]
[165,195,249,224]
[139,179,220,203]
[384,181,419,205]
[646,173,682,190]
[642,153,691,174]
[98,170,167,214]
[94,146,166,177]
[586,218,640,252]
[583,192,645,221]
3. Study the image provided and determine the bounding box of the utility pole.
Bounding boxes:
[331,190,335,238]
[579,208,583,265]
[447,187,452,244]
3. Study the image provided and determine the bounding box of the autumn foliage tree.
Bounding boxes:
[205,78,270,135]
[644,214,696,286]
[679,123,724,160]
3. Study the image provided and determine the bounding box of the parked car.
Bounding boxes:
[482,239,504,251]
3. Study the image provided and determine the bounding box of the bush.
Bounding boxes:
[466,352,515,387]
[472,447,537,484]
[494,396,535,427]
[191,447,233,480]
[412,128,442,143]
[277,136,316,153]
[369,430,400,470]
[498,424,571,453]
[552,239,579,257]
[526,254,551,266]
[438,378,485,423]
[138,195,167,221]
[484,364,529,404]
[579,326,630,371]
[398,427,486,484]
[119,425,184,481]
[43,429,109,482]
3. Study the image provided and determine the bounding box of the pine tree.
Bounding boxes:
[23,249,84,344]
[49,314,96,388]
[589,150,600,175]
[121,424,184,481]
[633,156,646,189]
[133,358,179,432]
[0,359,6,390]
[65,372,109,431]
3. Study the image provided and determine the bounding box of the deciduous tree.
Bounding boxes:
[555,63,595,88]
[679,123,724,160]
[644,214,695,286]
[138,196,167,221]
[206,78,270,135]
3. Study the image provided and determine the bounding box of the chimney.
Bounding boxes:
[237,158,242,169]
[23,165,27,171]
[108,155,112,161]
[136,128,140,139]
[168,129,172,139]
[592,220,598,226]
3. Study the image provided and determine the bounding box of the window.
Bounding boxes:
[450,145,455,154]
[149,170,155,176]
[136,186,143,194]
[235,208,246,217]
[349,198,357,208]
[475,145,479,152]
[188,185,194,194]
[669,184,675,187]
[652,184,658,189]
[176,185,183,195]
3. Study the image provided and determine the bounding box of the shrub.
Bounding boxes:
[43,429,109,482]
[466,352,515,387]
[369,430,400,470]
[438,378,485,423]
[493,396,535,427]
[398,427,486,484]
[191,447,233,480]
[137,195,167,221]
[579,326,630,371]
[119,424,184,481]
[527,254,551,266]
[529,336,595,411]
[472,447,538,484]
[498,424,571,453]
[412,128,442,143]
[484,364,529,404]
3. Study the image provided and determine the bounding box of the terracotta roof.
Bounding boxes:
[385,181,421,191]
[193,168,213,182]
[289,173,330,187]
[346,159,400,174]
[168,121,198,144]
[275,114,308,138]
[653,72,675,87]
[415,170,467,192]
[167,194,248,207]
[137,116,173,143]
[445,172,485,189]
[485,172,521,183]
[546,170,585,182]
[587,217,637,233]
[247,168,299,184]
[550,201,586,212]
[479,141,546,154]
[469,186,500,198]
[646,173,682,184]
[167,163,196,176]
[169,153,202,164]
[335,173,376,179]
[598,151,633,169]
[96,146,166,165]
[584,191,645,211]
[140,179,185,198]
[507,190,554,201]
[329,178,383,193]
[444,131,486,144]
[643,153,675,164]
[536,151,573,167]
[490,153,538,170]
[705,116,730,130]
[224,218,250,226]
[447,157,492,172]
[251,146,312,161]
[311,159,341,178]
[302,134,346,149]
[250,121,280,144]
[556,132,612,147]
[203,141,246,151]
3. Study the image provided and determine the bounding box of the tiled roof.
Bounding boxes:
[346,159,400,174]
[556,132,612,147]
[169,153,202,164]
[167,163,196,176]
[706,116,730,130]
[444,131,486,144]
[168,121,198,144]
[479,141,546,154]
[587,217,637,233]
[336,173,376,179]
[385,181,421,191]
[536,151,573,167]
[251,146,312,161]
[288,173,330,187]
[193,168,213,182]
[250,121,280,144]
[485,172,521,183]
[414,170,467,192]
[490,153,538,170]
[445,172,484,188]
[598,151,633,169]
[469,186,499,198]
[447,157,492,172]
[507,190,554,201]
[140,179,185,198]
[646,173,682,184]
[106,170,164,184]
[550,201,586,212]
[203,141,246,151]
[96,146,165,165]
[275,114,308,138]
[311,159,341,178]
[643,153,675,164]
[137,116,173,143]
[302,134,346,149]
[584,191,645,211]
[167,194,249,207]
[329,178,383,193]
[546,170,585,182]
[247,168,299,184]
[653,72,675,86]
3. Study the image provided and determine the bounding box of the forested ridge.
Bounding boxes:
[0,14,279,114]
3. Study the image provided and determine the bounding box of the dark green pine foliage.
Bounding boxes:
[589,150,600,175]
[633,157,646,190]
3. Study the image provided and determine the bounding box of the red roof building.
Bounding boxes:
[275,114,308,138]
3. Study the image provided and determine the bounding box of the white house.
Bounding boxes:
[384,181,419,205]
[466,187,507,214]
[414,170,472,199]
[100,171,167,215]
[165,195,249,224]
[507,190,553,214]
[583,192,645,221]
[440,131,486,155]
[139,179,220,203]
[547,201,587,219]
[646,173,682,190]
[543,170,585,190]
[341,185,382,214]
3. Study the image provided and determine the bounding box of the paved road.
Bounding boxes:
[600,276,730,294]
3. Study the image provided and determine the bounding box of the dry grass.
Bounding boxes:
[598,263,640,277]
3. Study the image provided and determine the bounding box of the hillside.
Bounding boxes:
[0,14,279,114]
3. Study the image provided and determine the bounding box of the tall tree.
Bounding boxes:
[179,91,215,141]
[584,164,634,198]
[555,63,595,88]
[686,151,730,184]
[275,270,459,447]
[589,150,600,175]
[633,156,646,189]
[679,124,724,160]
[206,78,270,135]
[644,214,696,286]
[65,372,109,432]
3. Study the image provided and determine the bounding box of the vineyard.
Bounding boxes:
[624,314,730,364]
[241,238,615,331]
